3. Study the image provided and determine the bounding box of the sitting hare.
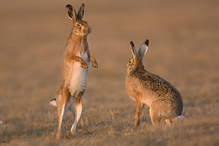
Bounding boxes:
[126,39,184,126]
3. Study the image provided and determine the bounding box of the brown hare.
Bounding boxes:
[126,39,184,126]
[50,3,98,139]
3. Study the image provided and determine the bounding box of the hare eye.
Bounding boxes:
[129,60,131,64]
[77,23,80,26]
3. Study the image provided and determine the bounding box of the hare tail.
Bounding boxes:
[49,98,57,107]
[172,115,185,122]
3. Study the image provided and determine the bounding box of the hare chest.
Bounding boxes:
[69,52,90,96]
[126,77,154,107]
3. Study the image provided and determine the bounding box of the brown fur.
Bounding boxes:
[54,4,98,140]
[126,40,184,126]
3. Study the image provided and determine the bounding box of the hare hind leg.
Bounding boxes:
[56,102,66,140]
[149,106,161,125]
[165,119,172,126]
[56,86,71,140]
[70,92,83,134]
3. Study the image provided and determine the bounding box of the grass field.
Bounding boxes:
[0,0,219,145]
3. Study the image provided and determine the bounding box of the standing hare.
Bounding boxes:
[126,39,184,126]
[50,3,98,139]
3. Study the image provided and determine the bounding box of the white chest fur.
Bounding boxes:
[69,52,90,96]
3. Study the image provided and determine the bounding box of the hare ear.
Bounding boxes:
[66,4,77,22]
[78,3,84,20]
[138,39,149,58]
[130,41,138,58]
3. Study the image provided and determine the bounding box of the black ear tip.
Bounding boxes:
[82,3,85,6]
[66,4,72,9]
[145,39,149,46]
[130,41,134,47]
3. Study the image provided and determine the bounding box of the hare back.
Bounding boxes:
[127,71,183,108]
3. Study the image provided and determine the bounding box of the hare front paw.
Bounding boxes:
[92,62,98,68]
[81,62,88,68]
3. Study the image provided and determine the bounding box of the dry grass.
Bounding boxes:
[0,0,219,145]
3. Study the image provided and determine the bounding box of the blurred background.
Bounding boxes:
[0,0,218,145]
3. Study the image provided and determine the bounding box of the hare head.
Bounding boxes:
[126,40,149,74]
[66,3,90,36]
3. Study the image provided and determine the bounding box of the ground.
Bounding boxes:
[0,0,218,145]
